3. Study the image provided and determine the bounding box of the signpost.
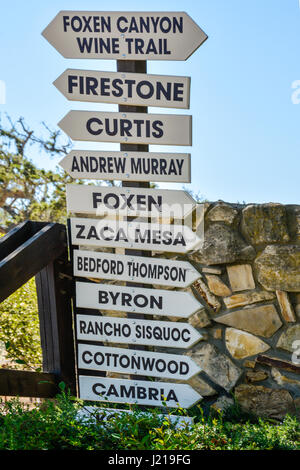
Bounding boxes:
[76,281,202,318]
[66,184,197,218]
[79,376,202,408]
[77,343,201,380]
[42,9,207,411]
[54,69,190,108]
[59,150,191,183]
[70,217,203,253]
[58,110,192,146]
[42,11,208,61]
[76,314,202,348]
[73,249,200,287]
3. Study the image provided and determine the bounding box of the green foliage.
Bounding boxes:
[0,391,299,450]
[0,115,73,233]
[0,278,42,370]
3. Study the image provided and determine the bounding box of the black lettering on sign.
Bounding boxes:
[97,290,163,310]
[66,75,185,103]
[73,224,187,247]
[86,118,164,138]
[91,382,179,403]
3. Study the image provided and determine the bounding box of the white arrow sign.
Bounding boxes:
[54,69,190,109]
[77,343,201,380]
[73,249,200,288]
[76,282,202,318]
[42,11,208,61]
[79,376,202,408]
[58,111,192,146]
[66,184,197,219]
[59,150,191,183]
[70,218,203,253]
[76,314,202,348]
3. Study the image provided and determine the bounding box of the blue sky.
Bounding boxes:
[0,0,299,204]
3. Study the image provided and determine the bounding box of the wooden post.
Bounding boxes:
[35,233,76,395]
[117,60,151,380]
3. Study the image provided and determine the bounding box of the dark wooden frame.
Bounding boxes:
[0,221,76,397]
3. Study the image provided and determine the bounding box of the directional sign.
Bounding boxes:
[58,111,192,146]
[76,282,202,318]
[70,218,203,253]
[78,407,195,427]
[79,376,202,408]
[59,150,191,183]
[77,343,201,380]
[54,69,190,109]
[73,249,201,288]
[76,314,203,348]
[66,184,197,218]
[42,11,208,61]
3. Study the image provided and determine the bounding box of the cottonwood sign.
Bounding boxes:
[58,110,192,146]
[79,376,202,408]
[73,249,200,287]
[54,69,190,108]
[42,11,208,60]
[76,282,202,318]
[59,150,191,183]
[76,315,202,348]
[66,184,198,218]
[78,344,201,380]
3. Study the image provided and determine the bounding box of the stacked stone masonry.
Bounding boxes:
[181,201,300,420]
[74,200,300,420]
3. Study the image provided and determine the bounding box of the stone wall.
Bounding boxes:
[171,201,300,419]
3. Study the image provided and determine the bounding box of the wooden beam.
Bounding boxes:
[256,355,300,374]
[0,369,59,398]
[36,255,76,395]
[0,223,67,302]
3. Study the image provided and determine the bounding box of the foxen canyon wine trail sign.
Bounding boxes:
[42,9,207,411]
[42,11,207,61]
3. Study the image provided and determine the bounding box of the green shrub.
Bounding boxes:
[0,278,42,370]
[0,389,299,450]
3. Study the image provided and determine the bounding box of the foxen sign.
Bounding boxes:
[66,184,197,218]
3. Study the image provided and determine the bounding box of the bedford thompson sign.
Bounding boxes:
[58,110,192,145]
[73,249,200,287]
[42,11,208,61]
[54,69,190,108]
[59,150,191,183]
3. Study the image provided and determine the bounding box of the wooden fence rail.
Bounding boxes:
[0,221,76,397]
